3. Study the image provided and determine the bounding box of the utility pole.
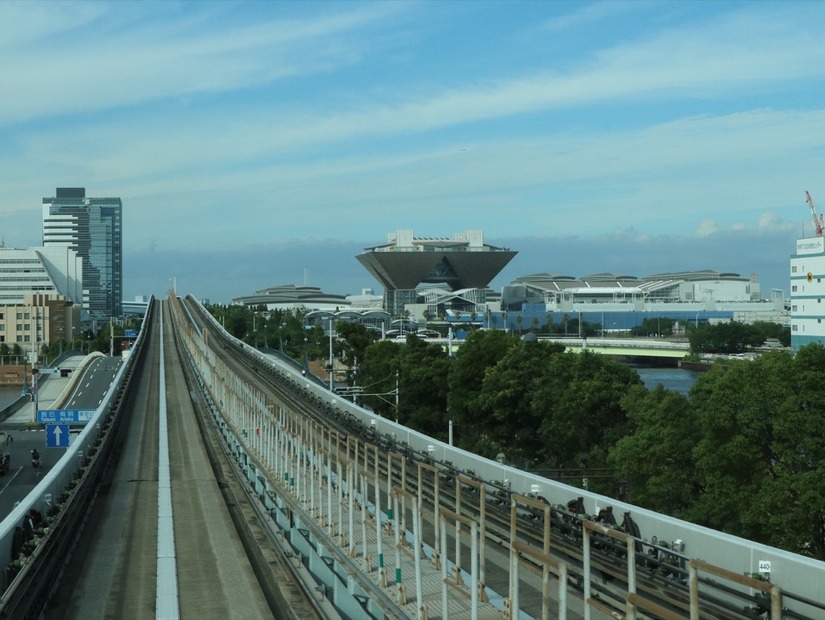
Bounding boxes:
[32,304,39,425]
[328,318,335,391]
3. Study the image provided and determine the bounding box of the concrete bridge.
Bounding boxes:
[420,335,691,359]
[536,336,691,359]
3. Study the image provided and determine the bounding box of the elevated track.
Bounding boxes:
[0,295,821,619]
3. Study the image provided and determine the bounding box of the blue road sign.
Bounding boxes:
[124,329,137,338]
[37,409,96,424]
[46,424,70,448]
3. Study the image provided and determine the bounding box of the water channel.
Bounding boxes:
[634,366,700,395]
[0,385,25,410]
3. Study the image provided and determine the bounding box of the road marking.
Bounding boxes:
[0,468,24,493]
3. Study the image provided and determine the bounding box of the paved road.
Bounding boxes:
[0,355,120,520]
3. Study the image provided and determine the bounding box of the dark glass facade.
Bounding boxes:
[42,187,122,320]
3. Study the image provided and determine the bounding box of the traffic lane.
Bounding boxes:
[0,356,120,519]
[64,357,121,410]
[0,431,60,519]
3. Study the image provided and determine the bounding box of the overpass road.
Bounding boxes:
[0,355,119,520]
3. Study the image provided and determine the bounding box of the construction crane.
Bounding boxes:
[807,190,823,236]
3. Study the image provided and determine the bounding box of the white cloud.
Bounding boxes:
[536,1,647,34]
[694,218,721,238]
[0,2,403,126]
[6,105,824,253]
[0,2,820,301]
[3,2,824,135]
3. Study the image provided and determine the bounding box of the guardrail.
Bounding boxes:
[0,300,154,619]
[181,296,825,618]
[0,351,90,423]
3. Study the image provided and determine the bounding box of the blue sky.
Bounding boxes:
[1,1,824,302]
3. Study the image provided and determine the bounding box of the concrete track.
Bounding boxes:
[43,302,276,620]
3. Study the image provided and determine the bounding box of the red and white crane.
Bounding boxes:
[806,190,823,236]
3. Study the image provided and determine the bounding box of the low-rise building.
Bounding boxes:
[0,247,83,347]
[232,284,350,312]
[0,293,79,350]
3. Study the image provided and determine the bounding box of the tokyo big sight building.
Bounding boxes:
[42,187,122,321]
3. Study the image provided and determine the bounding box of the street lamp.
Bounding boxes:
[33,342,40,424]
[30,306,41,424]
[327,318,335,391]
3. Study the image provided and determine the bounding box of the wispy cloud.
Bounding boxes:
[0,1,822,301]
[6,106,824,250]
[536,0,649,34]
[0,2,403,126]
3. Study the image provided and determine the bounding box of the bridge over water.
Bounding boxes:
[426,335,691,360]
[538,336,691,359]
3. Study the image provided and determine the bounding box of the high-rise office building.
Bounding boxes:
[42,187,122,320]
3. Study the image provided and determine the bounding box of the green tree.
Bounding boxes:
[685,350,825,555]
[397,336,451,438]
[631,317,675,337]
[336,322,376,370]
[533,350,641,470]
[476,339,550,462]
[225,305,252,340]
[689,321,771,354]
[738,345,825,558]
[447,330,520,447]
[609,385,699,515]
[358,341,403,417]
[750,321,791,347]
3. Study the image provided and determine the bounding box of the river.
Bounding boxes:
[634,366,700,395]
[0,384,26,410]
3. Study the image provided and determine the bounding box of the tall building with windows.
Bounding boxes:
[42,187,122,320]
[0,247,83,346]
[790,236,825,351]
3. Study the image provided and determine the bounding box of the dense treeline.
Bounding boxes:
[688,320,790,353]
[204,305,816,558]
[612,345,825,559]
[358,330,641,474]
[354,328,823,560]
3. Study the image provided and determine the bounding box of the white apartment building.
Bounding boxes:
[790,236,825,351]
[0,247,83,347]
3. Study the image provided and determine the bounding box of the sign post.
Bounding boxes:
[37,409,96,424]
[46,424,71,448]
